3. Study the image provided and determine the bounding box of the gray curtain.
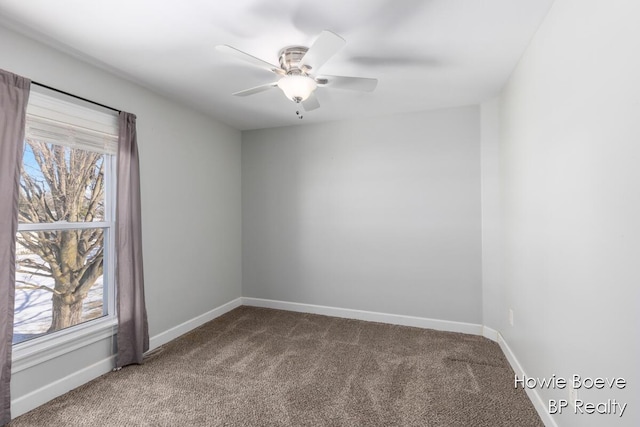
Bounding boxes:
[0,69,30,424]
[116,112,149,367]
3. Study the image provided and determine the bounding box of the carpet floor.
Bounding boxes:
[10,306,543,426]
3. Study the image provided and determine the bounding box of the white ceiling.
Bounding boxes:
[0,0,554,130]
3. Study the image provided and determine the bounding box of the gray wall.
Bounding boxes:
[1,23,242,407]
[491,1,640,426]
[480,98,503,330]
[242,107,482,323]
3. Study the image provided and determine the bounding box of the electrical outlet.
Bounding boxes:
[569,387,579,408]
[509,309,514,326]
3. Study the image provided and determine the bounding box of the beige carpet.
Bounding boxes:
[10,306,543,426]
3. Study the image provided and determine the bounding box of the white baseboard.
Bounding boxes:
[11,355,116,418]
[496,333,558,427]
[482,325,500,342]
[148,297,242,350]
[241,297,483,335]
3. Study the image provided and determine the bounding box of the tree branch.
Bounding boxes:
[74,257,103,297]
[15,280,62,295]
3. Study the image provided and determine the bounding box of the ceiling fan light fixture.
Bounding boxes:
[277,75,317,103]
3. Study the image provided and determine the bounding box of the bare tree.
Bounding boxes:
[17,140,105,332]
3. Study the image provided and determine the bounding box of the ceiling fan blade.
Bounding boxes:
[233,82,278,97]
[302,92,320,111]
[316,75,378,92]
[299,30,346,72]
[216,45,283,75]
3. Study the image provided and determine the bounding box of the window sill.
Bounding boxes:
[12,317,117,374]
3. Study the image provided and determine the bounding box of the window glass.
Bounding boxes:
[19,141,106,223]
[14,92,116,346]
[15,230,106,344]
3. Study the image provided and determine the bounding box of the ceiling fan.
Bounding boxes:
[216,30,378,112]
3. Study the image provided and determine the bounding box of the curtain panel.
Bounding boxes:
[116,112,149,367]
[0,69,30,425]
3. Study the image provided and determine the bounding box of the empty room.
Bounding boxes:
[0,0,637,426]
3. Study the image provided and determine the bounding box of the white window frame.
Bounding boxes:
[12,88,119,373]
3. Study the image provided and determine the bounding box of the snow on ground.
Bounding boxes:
[13,272,104,345]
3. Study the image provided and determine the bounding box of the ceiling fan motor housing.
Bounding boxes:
[279,46,311,75]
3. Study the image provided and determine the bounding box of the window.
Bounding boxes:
[13,90,118,353]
